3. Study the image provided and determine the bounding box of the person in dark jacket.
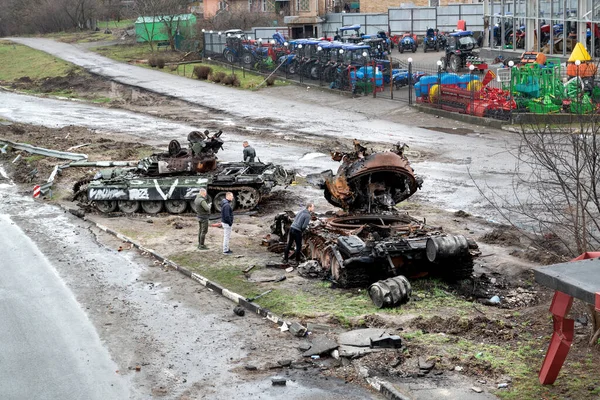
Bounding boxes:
[194,188,211,250]
[221,192,234,255]
[243,141,256,163]
[283,203,315,264]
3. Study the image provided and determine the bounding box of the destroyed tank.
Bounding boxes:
[74,130,294,214]
[269,140,479,302]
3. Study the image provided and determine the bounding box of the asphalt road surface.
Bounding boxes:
[0,207,128,399]
[0,170,381,400]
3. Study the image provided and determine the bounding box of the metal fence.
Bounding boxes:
[388,8,437,36]
[201,32,600,121]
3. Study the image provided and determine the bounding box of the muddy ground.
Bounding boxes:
[3,119,600,398]
[2,73,600,398]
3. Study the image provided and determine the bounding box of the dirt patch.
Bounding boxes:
[479,226,522,246]
[0,123,155,201]
[412,315,518,344]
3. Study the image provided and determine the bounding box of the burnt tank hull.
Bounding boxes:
[272,212,478,288]
[74,131,294,214]
[269,140,478,296]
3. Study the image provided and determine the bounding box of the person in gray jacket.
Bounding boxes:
[243,141,256,163]
[283,202,315,264]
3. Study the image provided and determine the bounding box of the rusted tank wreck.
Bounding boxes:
[270,140,479,307]
[74,130,294,214]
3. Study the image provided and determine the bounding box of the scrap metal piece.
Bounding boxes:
[0,138,88,161]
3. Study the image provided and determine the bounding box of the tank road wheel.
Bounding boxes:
[330,255,342,282]
[213,192,237,212]
[165,200,188,214]
[236,188,260,210]
[141,201,163,214]
[95,200,117,213]
[118,200,140,214]
[320,246,334,273]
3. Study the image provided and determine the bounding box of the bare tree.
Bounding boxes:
[133,0,189,51]
[200,2,282,32]
[475,111,600,258]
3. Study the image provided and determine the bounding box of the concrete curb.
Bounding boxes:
[412,104,506,129]
[59,204,290,328]
[93,220,288,325]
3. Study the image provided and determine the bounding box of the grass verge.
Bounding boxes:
[92,43,288,90]
[0,41,76,81]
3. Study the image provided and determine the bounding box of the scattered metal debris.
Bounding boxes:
[0,138,88,161]
[246,289,273,303]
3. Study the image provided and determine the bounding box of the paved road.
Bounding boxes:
[0,180,129,399]
[0,169,380,399]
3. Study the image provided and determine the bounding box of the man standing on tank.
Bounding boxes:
[283,203,315,264]
[243,141,256,163]
[194,188,211,250]
[221,192,234,255]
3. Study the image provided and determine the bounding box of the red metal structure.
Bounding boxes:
[537,252,600,385]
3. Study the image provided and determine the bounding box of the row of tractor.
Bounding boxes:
[393,28,449,54]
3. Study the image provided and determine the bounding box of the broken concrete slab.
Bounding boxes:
[298,342,311,352]
[307,323,345,334]
[337,328,388,347]
[302,336,338,357]
[418,357,435,371]
[277,359,292,367]
[338,345,381,358]
[271,376,287,386]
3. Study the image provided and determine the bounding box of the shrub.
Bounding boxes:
[193,66,212,80]
[209,71,226,83]
[156,57,165,69]
[231,75,241,87]
[222,74,234,85]
[148,56,157,67]
[266,76,276,86]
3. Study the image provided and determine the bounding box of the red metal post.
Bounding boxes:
[596,292,600,312]
[539,290,575,384]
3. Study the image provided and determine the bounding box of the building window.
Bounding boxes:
[248,0,252,11]
[297,0,309,12]
[219,1,227,10]
[262,0,266,11]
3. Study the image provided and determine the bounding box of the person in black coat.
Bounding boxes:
[221,192,234,254]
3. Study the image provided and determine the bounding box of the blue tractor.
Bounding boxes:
[423,28,439,52]
[398,33,417,53]
[336,24,363,43]
[222,29,266,65]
